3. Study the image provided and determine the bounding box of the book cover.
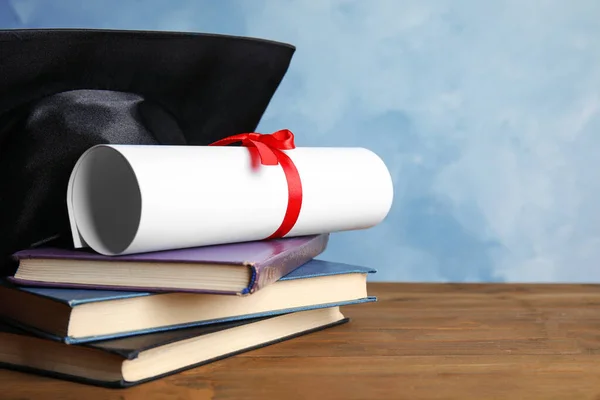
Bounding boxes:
[0,307,349,388]
[0,259,376,343]
[9,234,329,294]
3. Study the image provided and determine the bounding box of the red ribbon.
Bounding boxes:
[209,129,303,240]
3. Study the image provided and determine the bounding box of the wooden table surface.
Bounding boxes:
[2,282,600,399]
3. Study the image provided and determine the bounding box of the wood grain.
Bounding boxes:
[3,282,600,399]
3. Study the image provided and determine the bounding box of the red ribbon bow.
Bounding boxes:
[209,129,303,240]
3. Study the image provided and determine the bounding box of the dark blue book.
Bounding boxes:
[0,306,349,388]
[0,259,376,344]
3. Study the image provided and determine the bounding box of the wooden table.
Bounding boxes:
[2,282,600,399]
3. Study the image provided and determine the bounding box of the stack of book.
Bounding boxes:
[0,126,393,388]
[0,234,377,387]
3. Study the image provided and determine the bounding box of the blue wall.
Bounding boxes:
[3,0,600,283]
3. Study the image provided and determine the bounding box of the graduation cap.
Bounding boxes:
[0,28,295,275]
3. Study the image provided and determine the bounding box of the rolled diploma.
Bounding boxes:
[67,145,394,256]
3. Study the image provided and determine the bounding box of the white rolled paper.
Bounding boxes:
[67,145,394,256]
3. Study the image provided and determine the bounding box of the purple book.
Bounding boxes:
[9,234,329,295]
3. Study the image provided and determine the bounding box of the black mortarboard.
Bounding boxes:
[0,28,295,274]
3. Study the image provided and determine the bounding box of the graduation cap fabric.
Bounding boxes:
[0,29,295,275]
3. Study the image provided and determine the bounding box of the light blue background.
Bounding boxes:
[3,0,600,283]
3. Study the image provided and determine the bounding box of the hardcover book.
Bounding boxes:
[0,307,347,388]
[0,259,376,343]
[9,234,329,295]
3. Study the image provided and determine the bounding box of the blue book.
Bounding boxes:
[0,259,376,344]
[0,307,349,388]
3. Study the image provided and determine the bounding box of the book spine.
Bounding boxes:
[247,234,330,294]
